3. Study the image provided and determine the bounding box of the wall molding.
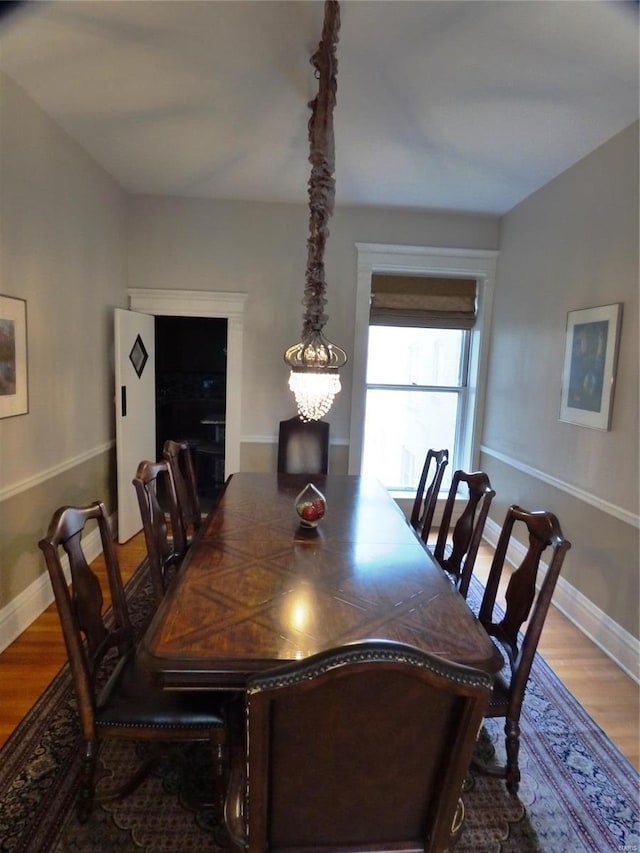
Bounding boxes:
[481,444,639,529]
[483,517,639,684]
[0,520,110,654]
[0,441,114,503]
[241,435,350,446]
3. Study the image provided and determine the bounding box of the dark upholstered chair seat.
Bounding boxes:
[96,652,226,730]
[483,668,511,715]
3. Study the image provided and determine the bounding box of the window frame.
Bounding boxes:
[348,244,498,484]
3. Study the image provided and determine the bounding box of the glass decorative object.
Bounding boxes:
[294,482,327,528]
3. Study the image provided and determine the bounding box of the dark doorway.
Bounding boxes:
[155,316,227,503]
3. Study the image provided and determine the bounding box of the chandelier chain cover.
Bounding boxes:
[302,0,339,337]
[284,0,347,422]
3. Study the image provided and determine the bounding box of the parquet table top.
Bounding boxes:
[139,473,503,688]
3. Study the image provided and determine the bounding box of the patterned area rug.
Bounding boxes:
[0,565,637,853]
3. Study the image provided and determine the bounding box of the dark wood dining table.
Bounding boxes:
[139,472,503,689]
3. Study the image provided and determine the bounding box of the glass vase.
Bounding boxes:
[294,483,327,528]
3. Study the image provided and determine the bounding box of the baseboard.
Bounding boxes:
[0,523,105,655]
[483,517,639,684]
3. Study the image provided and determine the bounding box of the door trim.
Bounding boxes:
[128,289,248,478]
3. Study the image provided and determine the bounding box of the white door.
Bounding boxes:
[114,308,156,543]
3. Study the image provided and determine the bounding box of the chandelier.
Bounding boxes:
[284,0,346,422]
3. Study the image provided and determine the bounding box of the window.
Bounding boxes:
[348,244,498,491]
[361,326,470,492]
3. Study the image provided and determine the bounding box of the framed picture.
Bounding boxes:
[0,294,29,419]
[559,303,622,430]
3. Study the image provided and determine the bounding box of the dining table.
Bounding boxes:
[139,472,503,690]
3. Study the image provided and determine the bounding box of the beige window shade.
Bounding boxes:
[370,275,477,328]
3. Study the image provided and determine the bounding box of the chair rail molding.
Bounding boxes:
[0,516,111,654]
[128,288,248,478]
[481,444,639,529]
[0,441,114,503]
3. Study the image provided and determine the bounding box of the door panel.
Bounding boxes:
[115,308,156,543]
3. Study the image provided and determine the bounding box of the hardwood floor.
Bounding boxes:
[0,536,638,770]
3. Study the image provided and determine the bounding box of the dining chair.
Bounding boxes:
[132,459,185,606]
[38,501,228,823]
[410,448,449,542]
[474,505,571,794]
[163,438,202,547]
[432,470,495,599]
[277,415,330,475]
[224,639,492,852]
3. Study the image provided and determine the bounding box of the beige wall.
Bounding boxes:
[482,122,639,640]
[127,197,500,444]
[0,74,128,609]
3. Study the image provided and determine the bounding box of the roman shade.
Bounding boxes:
[370,275,477,328]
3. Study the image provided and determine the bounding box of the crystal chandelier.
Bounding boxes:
[284,0,346,422]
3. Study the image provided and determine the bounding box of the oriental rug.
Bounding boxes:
[0,566,637,853]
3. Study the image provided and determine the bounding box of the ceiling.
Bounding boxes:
[0,0,637,215]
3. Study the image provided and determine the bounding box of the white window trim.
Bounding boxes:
[348,244,499,476]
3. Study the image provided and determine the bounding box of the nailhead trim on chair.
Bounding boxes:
[249,643,493,694]
[98,721,224,730]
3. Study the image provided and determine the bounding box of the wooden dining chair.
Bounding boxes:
[224,639,492,852]
[432,470,495,599]
[410,448,449,542]
[38,501,228,823]
[163,438,202,547]
[474,505,571,794]
[277,415,329,475]
[132,459,185,606]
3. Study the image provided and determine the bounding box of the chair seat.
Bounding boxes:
[97,652,226,731]
[485,671,511,716]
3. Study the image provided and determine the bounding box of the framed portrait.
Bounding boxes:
[0,294,29,419]
[559,303,622,430]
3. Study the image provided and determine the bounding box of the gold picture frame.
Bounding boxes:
[0,294,29,419]
[559,303,622,430]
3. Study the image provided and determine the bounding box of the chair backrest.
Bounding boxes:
[227,640,491,853]
[277,416,329,475]
[410,448,449,541]
[433,470,496,599]
[132,459,184,605]
[38,502,133,741]
[162,438,202,541]
[478,505,571,696]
